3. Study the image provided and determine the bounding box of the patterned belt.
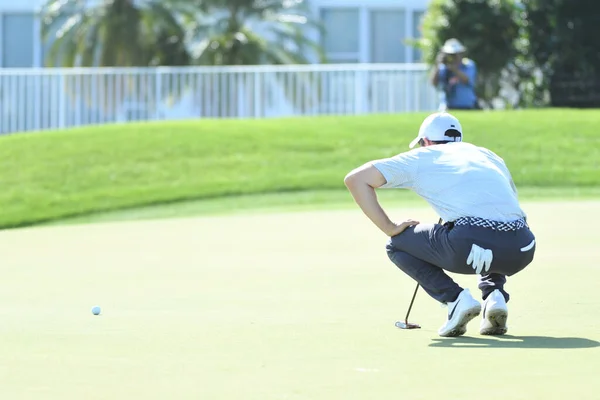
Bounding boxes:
[453,217,528,232]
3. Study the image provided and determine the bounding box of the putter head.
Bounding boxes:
[395,320,421,329]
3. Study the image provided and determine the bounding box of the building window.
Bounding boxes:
[2,13,34,67]
[320,8,360,63]
[370,9,406,63]
[319,5,427,64]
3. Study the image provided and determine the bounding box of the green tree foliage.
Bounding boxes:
[523,0,600,107]
[180,0,324,117]
[414,0,520,108]
[41,0,323,68]
[41,0,192,67]
[185,0,324,66]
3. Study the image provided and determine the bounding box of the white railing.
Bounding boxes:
[0,64,438,134]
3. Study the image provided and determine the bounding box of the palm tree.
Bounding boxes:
[40,0,196,120]
[183,0,325,117]
[40,0,192,67]
[40,0,326,118]
[185,0,325,66]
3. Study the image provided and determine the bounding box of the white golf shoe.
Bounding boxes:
[438,288,482,337]
[480,289,508,335]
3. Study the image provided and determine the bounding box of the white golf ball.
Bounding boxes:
[91,306,101,315]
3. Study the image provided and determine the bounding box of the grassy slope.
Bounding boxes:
[1,109,599,228]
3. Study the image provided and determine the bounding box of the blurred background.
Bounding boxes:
[0,0,598,134]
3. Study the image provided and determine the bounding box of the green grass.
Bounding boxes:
[1,109,599,229]
[2,202,599,399]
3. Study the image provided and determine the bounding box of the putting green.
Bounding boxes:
[1,201,598,399]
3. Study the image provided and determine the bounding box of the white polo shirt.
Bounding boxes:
[371,142,526,222]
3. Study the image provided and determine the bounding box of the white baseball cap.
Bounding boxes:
[408,112,463,148]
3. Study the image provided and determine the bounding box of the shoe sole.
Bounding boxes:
[480,309,508,335]
[439,305,481,337]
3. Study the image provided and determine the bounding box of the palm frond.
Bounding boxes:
[270,26,326,62]
[43,6,88,67]
[79,19,100,67]
[185,0,323,66]
[40,0,194,67]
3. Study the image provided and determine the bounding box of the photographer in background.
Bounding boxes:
[431,39,478,111]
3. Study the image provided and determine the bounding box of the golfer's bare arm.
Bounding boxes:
[344,164,395,234]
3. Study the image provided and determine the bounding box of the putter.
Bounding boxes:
[395,283,422,329]
[395,217,444,330]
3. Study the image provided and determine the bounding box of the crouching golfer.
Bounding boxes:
[344,112,536,337]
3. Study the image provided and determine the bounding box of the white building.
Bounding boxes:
[0,0,430,68]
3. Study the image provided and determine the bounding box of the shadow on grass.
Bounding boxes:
[429,335,600,349]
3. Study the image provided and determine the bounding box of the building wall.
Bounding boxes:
[0,0,43,11]
[0,0,42,68]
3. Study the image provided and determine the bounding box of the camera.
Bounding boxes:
[442,54,456,65]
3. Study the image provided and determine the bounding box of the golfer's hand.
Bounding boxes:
[386,219,420,237]
[467,244,494,274]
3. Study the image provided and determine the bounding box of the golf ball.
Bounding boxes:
[91,306,101,315]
